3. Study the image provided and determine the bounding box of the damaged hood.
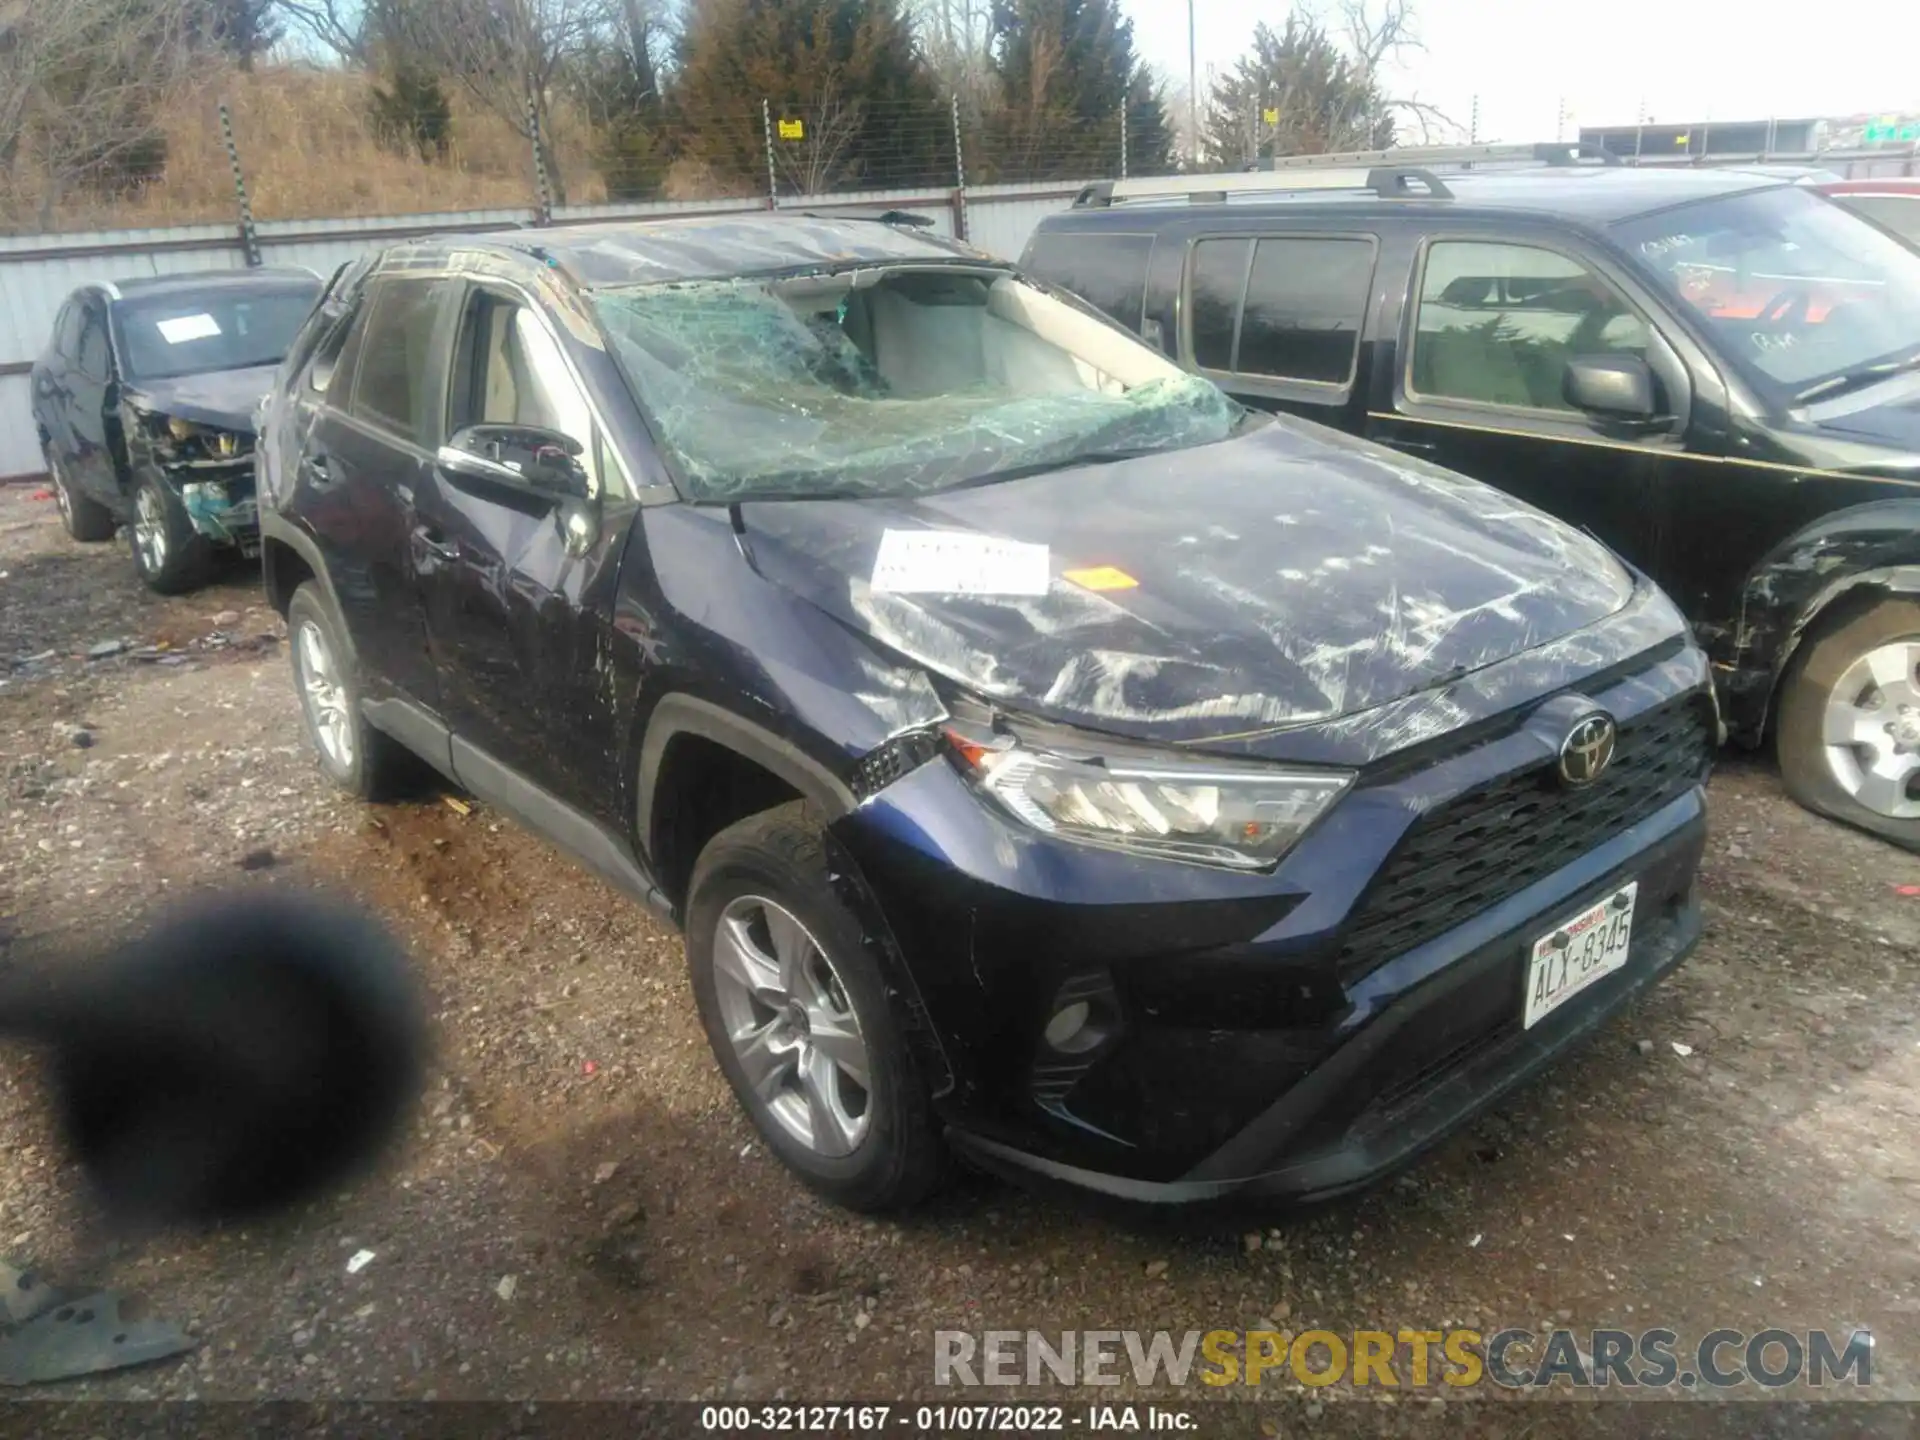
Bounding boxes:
[738,421,1636,742]
[123,365,279,434]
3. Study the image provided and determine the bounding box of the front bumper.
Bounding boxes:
[946,798,1703,1203]
[178,475,260,551]
[828,640,1715,1204]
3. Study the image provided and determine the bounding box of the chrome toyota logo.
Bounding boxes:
[1558,713,1617,788]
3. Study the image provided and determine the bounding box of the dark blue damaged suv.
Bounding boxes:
[257,215,1715,1211]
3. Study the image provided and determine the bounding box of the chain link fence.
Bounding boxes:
[2,66,1181,236]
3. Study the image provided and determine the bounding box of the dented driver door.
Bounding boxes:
[416,283,637,825]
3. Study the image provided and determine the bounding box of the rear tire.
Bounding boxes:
[48,452,115,543]
[287,582,415,803]
[128,475,210,594]
[685,801,948,1212]
[1776,597,1920,850]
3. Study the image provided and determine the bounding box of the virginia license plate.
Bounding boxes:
[1523,882,1638,1030]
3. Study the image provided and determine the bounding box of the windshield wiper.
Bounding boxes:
[1793,346,1920,404]
[945,446,1173,490]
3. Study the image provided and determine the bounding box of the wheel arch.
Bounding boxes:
[635,695,856,917]
[1719,498,1920,744]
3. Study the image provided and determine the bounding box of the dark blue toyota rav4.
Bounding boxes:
[256,215,1715,1211]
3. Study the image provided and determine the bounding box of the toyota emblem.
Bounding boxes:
[1558,713,1617,788]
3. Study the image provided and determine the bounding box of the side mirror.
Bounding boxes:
[439,422,590,498]
[1564,354,1658,420]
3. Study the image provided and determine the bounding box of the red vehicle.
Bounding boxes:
[1818,177,1920,247]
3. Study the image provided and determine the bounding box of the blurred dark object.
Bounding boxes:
[0,890,426,1230]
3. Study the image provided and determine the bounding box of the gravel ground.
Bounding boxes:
[2,480,1918,1424]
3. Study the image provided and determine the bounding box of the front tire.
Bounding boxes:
[1776,597,1920,850]
[685,802,947,1212]
[287,582,414,803]
[48,451,116,542]
[129,476,210,594]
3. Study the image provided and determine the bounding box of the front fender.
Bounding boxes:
[1721,499,1920,742]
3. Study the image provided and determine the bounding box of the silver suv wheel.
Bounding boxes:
[711,894,871,1158]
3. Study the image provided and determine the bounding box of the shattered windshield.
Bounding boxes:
[591,267,1237,501]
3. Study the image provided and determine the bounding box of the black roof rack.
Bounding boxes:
[1072,140,1626,208]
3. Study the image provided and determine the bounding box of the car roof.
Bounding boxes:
[403,213,978,288]
[104,267,321,301]
[1052,165,1799,232]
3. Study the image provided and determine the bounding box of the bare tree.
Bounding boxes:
[0,0,204,230]
[274,0,370,63]
[773,84,865,194]
[401,0,617,205]
[1324,0,1459,144]
[910,0,993,114]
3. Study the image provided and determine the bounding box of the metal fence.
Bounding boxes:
[0,179,1091,480]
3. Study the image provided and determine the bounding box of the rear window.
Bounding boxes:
[1023,232,1154,334]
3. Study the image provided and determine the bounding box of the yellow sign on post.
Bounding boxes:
[1262,107,1279,125]
[778,118,805,141]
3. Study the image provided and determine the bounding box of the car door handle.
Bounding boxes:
[1379,435,1438,455]
[299,453,334,487]
[412,525,460,564]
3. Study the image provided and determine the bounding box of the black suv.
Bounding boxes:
[1026,150,1920,848]
[257,216,1714,1211]
[31,269,323,592]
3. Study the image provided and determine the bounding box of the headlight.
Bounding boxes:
[944,724,1351,871]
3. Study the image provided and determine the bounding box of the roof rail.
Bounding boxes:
[1248,141,1621,172]
[1073,165,1454,208]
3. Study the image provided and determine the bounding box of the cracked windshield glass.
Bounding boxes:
[593,268,1237,500]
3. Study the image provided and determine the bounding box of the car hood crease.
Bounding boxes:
[736,423,1636,743]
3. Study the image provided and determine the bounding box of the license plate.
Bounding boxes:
[1523,882,1638,1030]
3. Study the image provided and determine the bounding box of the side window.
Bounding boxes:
[450,291,603,496]
[1188,238,1251,372]
[75,301,111,381]
[1023,232,1154,333]
[348,279,447,444]
[1838,194,1920,247]
[1410,241,1650,413]
[50,301,80,361]
[1237,237,1377,386]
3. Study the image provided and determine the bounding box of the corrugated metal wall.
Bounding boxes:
[0,183,1085,480]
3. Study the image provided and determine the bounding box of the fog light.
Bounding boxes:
[1043,1001,1091,1049]
[1042,997,1112,1056]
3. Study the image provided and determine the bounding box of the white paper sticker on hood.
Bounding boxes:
[156,313,222,344]
[871,529,1050,597]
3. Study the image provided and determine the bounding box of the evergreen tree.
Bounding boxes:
[674,0,950,196]
[1201,17,1392,170]
[983,0,1169,180]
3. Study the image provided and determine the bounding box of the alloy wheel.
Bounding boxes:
[133,487,168,574]
[296,620,355,772]
[712,894,872,1158]
[1821,638,1920,820]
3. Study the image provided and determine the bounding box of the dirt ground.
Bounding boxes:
[3,480,1918,1425]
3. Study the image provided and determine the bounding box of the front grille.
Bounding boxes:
[1333,697,1714,985]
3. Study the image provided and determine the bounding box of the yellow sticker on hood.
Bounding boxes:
[1063,565,1139,591]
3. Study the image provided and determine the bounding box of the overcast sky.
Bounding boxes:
[1125,0,1920,145]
